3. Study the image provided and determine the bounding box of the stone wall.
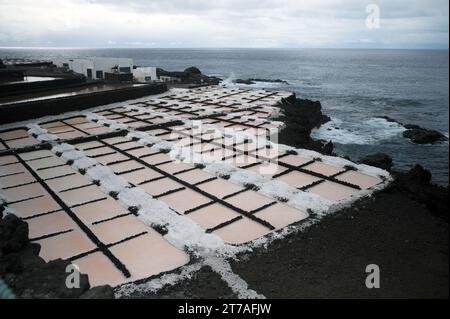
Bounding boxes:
[0,83,167,124]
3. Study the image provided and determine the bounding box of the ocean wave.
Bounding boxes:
[221,72,236,86]
[235,81,285,89]
[220,74,288,89]
[369,97,423,108]
[370,100,388,107]
[311,117,406,145]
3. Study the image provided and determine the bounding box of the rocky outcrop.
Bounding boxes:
[79,285,115,299]
[390,165,449,222]
[403,128,447,144]
[233,78,289,85]
[359,153,394,171]
[357,154,448,222]
[0,214,28,254]
[184,67,202,75]
[157,66,221,85]
[376,116,448,144]
[377,116,403,125]
[12,258,90,299]
[0,211,114,298]
[274,94,332,154]
[275,100,447,224]
[233,79,256,85]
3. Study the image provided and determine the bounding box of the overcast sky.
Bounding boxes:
[0,0,448,49]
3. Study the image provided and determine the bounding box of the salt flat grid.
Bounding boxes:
[0,148,189,287]
[0,86,386,289]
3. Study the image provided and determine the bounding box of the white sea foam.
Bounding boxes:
[220,73,236,86]
[311,117,406,145]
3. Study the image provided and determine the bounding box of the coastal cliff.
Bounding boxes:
[274,94,333,154]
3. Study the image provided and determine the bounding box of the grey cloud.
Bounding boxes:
[0,0,448,48]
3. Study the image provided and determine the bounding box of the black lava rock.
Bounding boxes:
[0,253,24,275]
[79,285,115,299]
[377,115,447,144]
[12,258,90,299]
[403,128,447,144]
[403,124,421,130]
[233,79,256,85]
[0,214,29,254]
[184,66,202,75]
[273,94,332,154]
[18,243,45,270]
[392,165,449,222]
[377,116,403,125]
[251,78,289,84]
[323,141,334,155]
[233,78,289,85]
[157,67,220,85]
[403,164,432,184]
[359,153,393,171]
[0,214,114,298]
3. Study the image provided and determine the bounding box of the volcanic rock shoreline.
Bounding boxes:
[156,66,221,85]
[378,116,448,144]
[274,95,448,222]
[233,78,289,85]
[274,94,333,154]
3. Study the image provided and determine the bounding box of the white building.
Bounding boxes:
[133,67,158,82]
[53,57,134,80]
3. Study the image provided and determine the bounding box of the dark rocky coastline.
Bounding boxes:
[274,96,448,222]
[359,153,393,171]
[272,90,447,205]
[403,128,447,144]
[157,67,221,85]
[233,78,289,85]
[378,116,448,144]
[390,165,449,222]
[277,100,449,223]
[274,94,332,154]
[358,154,449,222]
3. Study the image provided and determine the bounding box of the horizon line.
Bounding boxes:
[0,46,448,51]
